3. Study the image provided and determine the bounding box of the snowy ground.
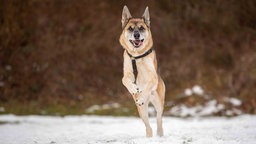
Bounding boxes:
[0,115,256,144]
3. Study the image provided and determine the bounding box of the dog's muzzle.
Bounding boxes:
[129,30,144,48]
[129,39,144,48]
[134,32,140,39]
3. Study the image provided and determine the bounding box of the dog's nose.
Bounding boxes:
[134,31,140,39]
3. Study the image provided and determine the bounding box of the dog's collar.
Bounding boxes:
[126,48,153,84]
[126,48,153,60]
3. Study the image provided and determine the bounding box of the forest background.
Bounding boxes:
[0,0,255,116]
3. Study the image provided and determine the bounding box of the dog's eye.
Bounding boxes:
[139,26,145,31]
[128,26,134,32]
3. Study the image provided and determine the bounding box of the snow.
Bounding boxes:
[183,85,205,97]
[184,88,193,96]
[192,85,204,95]
[0,114,256,144]
[169,100,228,117]
[173,85,243,117]
[85,103,121,113]
[224,97,242,106]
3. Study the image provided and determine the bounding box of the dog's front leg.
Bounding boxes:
[122,75,141,95]
[135,74,158,106]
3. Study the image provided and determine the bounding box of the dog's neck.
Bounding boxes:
[126,48,153,60]
[126,48,153,84]
[125,40,153,57]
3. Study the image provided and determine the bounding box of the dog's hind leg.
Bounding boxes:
[137,104,152,137]
[151,93,164,137]
[151,80,165,137]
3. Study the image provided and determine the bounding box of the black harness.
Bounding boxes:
[126,48,153,84]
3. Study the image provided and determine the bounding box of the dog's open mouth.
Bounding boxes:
[129,39,144,48]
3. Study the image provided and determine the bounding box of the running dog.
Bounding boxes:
[119,6,165,137]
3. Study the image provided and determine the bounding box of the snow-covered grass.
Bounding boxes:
[167,85,244,117]
[169,99,242,117]
[0,114,256,144]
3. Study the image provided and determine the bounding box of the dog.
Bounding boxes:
[119,6,165,137]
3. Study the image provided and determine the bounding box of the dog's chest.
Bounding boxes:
[135,58,154,84]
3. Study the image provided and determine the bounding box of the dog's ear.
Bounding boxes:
[142,6,150,27]
[121,5,132,29]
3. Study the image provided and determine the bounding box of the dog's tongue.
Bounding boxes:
[134,40,141,46]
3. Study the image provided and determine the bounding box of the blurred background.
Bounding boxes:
[0,0,255,117]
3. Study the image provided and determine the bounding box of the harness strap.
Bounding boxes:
[126,48,153,84]
[131,59,138,84]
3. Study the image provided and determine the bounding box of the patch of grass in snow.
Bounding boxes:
[0,121,20,125]
[0,95,139,116]
[0,121,8,125]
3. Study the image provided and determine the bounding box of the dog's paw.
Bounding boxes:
[130,83,142,95]
[135,97,145,106]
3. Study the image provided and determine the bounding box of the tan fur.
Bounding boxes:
[119,6,165,137]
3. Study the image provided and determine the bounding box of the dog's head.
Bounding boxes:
[119,6,152,55]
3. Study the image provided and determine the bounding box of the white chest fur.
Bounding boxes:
[131,56,157,91]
